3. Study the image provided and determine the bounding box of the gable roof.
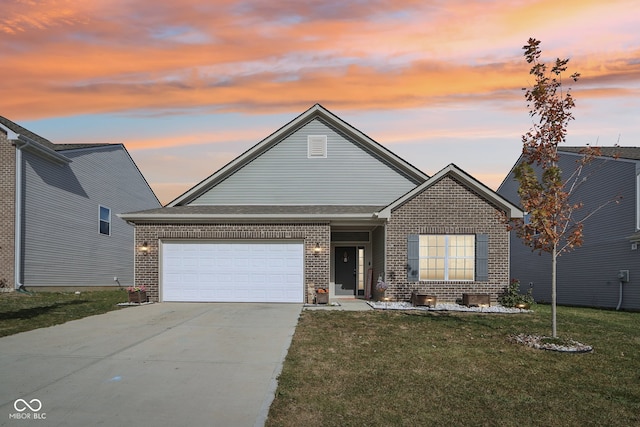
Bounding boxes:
[167,104,430,206]
[1,115,159,204]
[378,163,523,219]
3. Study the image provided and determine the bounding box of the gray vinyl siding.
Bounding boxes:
[498,154,640,310]
[21,146,160,287]
[191,118,421,206]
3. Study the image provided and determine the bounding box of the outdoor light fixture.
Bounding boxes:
[313,243,321,254]
[139,242,149,255]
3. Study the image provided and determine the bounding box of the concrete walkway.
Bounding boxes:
[303,298,373,311]
[0,303,301,427]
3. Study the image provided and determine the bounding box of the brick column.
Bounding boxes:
[0,131,16,289]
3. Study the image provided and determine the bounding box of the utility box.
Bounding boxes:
[618,270,630,283]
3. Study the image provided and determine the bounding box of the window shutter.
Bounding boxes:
[407,234,419,282]
[476,234,489,282]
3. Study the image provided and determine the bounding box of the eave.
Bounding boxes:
[13,134,71,165]
[119,212,383,224]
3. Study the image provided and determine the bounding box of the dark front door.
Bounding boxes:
[335,246,357,296]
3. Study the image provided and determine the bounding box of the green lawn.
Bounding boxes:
[0,290,127,337]
[267,305,640,427]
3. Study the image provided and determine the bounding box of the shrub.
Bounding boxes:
[498,279,534,307]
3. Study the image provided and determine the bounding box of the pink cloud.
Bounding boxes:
[0,0,637,122]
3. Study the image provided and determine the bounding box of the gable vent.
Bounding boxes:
[308,135,327,158]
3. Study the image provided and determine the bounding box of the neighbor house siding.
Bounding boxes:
[499,154,640,310]
[134,223,331,303]
[0,131,15,289]
[386,176,510,303]
[191,118,421,206]
[21,145,160,286]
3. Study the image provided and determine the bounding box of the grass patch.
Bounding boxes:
[267,305,640,426]
[0,290,127,337]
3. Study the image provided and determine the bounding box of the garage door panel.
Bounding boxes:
[162,241,303,302]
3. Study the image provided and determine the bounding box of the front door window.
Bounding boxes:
[357,247,365,296]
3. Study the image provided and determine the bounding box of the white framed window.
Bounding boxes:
[419,235,475,281]
[307,135,327,158]
[99,205,111,236]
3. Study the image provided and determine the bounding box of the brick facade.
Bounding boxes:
[385,176,510,303]
[0,131,15,289]
[134,223,331,303]
[131,178,512,305]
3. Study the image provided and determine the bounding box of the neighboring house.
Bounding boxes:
[498,147,640,311]
[121,104,522,304]
[0,116,161,291]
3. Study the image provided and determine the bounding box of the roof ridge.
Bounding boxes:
[54,143,119,151]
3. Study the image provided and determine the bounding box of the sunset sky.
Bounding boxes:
[2,0,639,204]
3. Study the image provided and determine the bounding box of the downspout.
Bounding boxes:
[616,270,629,311]
[616,280,623,311]
[14,143,23,289]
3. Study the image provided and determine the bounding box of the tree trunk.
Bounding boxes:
[551,244,557,338]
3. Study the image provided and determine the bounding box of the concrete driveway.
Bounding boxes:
[0,302,301,427]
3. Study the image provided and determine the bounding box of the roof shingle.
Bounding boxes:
[559,146,640,160]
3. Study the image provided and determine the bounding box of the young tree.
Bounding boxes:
[512,39,617,338]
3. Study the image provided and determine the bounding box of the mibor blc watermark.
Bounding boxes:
[9,399,46,420]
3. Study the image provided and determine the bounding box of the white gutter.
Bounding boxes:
[15,135,71,165]
[118,213,384,223]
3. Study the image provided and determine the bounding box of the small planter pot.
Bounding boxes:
[315,292,329,304]
[128,291,147,304]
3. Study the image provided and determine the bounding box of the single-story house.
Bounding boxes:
[121,104,522,304]
[498,146,640,311]
[0,116,161,291]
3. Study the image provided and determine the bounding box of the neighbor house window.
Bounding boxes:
[99,205,111,235]
[419,235,475,281]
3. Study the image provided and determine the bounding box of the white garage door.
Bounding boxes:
[162,241,304,302]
